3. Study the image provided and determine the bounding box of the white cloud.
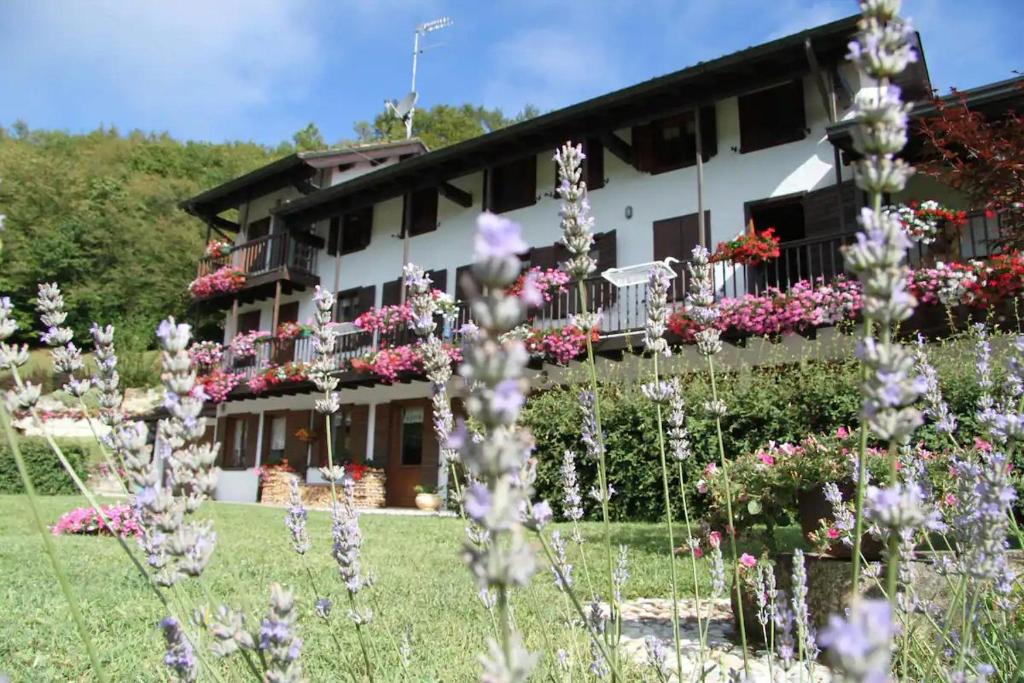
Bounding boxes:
[0,0,322,140]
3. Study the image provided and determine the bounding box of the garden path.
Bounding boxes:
[619,598,832,682]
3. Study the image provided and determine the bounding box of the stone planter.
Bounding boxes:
[797,484,883,560]
[415,492,441,512]
[730,580,770,646]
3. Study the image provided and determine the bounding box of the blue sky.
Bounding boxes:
[1,0,1021,146]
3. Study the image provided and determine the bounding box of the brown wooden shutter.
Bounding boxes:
[802,181,856,238]
[699,105,717,160]
[373,403,391,463]
[653,212,711,300]
[357,285,376,315]
[215,417,228,466]
[631,124,654,172]
[285,410,311,470]
[593,230,617,272]
[327,217,340,256]
[427,268,448,293]
[278,302,299,325]
[381,278,402,307]
[408,188,438,236]
[421,398,440,473]
[529,245,558,271]
[350,405,369,464]
[585,137,605,190]
[244,414,261,467]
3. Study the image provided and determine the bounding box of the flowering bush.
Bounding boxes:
[507,267,571,304]
[188,340,224,369]
[204,239,233,258]
[350,341,462,383]
[711,227,781,265]
[52,504,141,539]
[884,200,967,244]
[188,266,245,299]
[228,329,272,359]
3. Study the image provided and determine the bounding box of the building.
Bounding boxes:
[180,15,1015,506]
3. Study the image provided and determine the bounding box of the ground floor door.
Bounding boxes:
[380,399,439,507]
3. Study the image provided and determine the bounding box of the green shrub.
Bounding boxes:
[523,344,996,522]
[0,438,90,495]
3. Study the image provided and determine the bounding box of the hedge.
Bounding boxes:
[522,339,991,522]
[0,438,90,495]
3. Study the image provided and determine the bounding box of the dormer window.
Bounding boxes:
[738,80,806,153]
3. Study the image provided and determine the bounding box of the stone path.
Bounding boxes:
[618,598,831,682]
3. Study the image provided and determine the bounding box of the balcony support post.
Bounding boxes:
[271,281,282,332]
[694,107,707,247]
[230,298,239,342]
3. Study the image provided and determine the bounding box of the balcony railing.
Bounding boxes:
[218,211,1002,387]
[197,232,318,280]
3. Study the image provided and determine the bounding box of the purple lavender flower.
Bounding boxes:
[643,266,671,357]
[159,617,197,682]
[579,390,604,460]
[491,378,525,424]
[666,379,691,461]
[555,142,597,280]
[330,495,366,596]
[474,212,528,260]
[644,636,670,681]
[314,598,332,620]
[560,449,584,522]
[284,478,310,555]
[774,604,796,668]
[549,529,574,591]
[791,550,818,663]
[915,336,957,434]
[819,599,895,683]
[259,584,304,680]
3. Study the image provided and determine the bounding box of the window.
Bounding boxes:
[406,188,438,236]
[267,416,287,465]
[335,206,372,254]
[400,407,424,466]
[336,289,361,323]
[738,80,806,153]
[633,107,716,175]
[237,310,261,334]
[652,212,711,301]
[488,157,537,214]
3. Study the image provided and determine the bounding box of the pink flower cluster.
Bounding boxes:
[189,340,224,368]
[353,289,452,341]
[195,369,244,403]
[229,329,272,359]
[507,267,571,303]
[188,266,246,299]
[52,504,141,539]
[350,342,462,383]
[523,325,597,365]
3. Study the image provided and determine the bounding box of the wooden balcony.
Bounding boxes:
[194,232,319,309]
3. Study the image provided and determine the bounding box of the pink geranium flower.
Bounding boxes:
[739,553,757,568]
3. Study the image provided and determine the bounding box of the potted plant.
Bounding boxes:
[414,484,441,512]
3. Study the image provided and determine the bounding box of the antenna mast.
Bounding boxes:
[406,16,453,139]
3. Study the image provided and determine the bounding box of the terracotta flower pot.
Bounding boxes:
[797,484,883,560]
[415,492,441,512]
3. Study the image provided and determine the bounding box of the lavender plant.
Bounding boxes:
[555,142,622,678]
[453,212,539,680]
[403,262,464,514]
[684,242,751,675]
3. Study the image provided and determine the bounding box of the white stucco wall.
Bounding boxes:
[215,469,259,502]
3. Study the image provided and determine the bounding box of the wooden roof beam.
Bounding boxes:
[601,132,633,165]
[438,181,472,208]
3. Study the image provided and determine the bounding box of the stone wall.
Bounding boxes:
[260,469,386,509]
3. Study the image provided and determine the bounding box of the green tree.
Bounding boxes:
[292,122,326,152]
[353,103,538,150]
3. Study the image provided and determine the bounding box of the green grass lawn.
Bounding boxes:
[0,495,804,681]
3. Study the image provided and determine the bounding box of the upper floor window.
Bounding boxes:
[247,217,271,240]
[488,157,537,214]
[738,80,806,153]
[406,187,438,236]
[335,286,375,323]
[633,106,716,175]
[327,206,374,255]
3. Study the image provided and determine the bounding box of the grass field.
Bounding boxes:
[0,495,806,681]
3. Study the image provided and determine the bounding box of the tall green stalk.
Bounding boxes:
[651,352,684,678]
[0,404,109,682]
[706,355,750,676]
[577,281,620,679]
[676,462,706,668]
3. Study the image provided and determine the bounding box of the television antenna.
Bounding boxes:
[390,16,453,140]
